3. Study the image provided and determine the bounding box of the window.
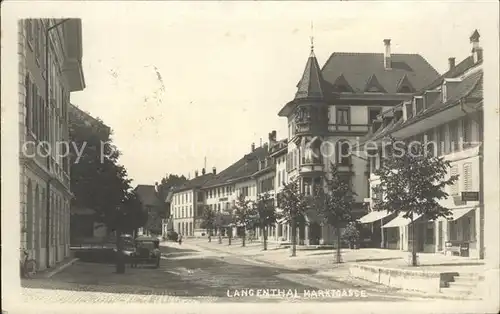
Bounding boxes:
[425,129,436,157]
[450,166,459,195]
[425,222,435,244]
[26,19,34,47]
[462,117,472,149]
[463,163,472,191]
[405,103,413,120]
[449,120,459,152]
[190,205,193,217]
[368,108,381,125]
[438,125,448,155]
[415,97,424,114]
[337,141,351,165]
[25,75,32,132]
[336,108,350,125]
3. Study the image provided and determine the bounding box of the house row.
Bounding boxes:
[170,30,483,253]
[359,30,484,258]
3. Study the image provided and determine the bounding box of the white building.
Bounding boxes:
[171,169,214,237]
[275,39,440,246]
[360,30,484,258]
[19,19,85,270]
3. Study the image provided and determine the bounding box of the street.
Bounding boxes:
[21,243,416,303]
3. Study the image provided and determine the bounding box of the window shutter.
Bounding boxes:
[463,163,472,191]
[450,166,459,195]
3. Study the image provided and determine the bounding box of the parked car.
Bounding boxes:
[129,236,161,268]
[166,230,179,242]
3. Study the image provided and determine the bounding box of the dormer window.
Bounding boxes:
[414,96,424,115]
[404,102,413,120]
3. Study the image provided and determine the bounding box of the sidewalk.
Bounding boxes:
[185,238,486,300]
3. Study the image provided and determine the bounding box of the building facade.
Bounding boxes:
[361,30,484,258]
[276,40,440,246]
[171,169,214,237]
[19,19,85,270]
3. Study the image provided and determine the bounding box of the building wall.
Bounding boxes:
[19,19,81,270]
[171,189,195,236]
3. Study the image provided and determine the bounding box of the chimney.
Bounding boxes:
[470,30,482,63]
[448,57,456,71]
[195,170,199,177]
[212,167,216,175]
[383,39,392,69]
[202,168,206,175]
[154,182,159,192]
[251,143,255,152]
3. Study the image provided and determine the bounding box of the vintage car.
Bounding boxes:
[129,236,161,268]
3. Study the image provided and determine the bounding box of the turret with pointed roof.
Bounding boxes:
[294,46,328,101]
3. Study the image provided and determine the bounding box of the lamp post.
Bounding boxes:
[44,18,70,270]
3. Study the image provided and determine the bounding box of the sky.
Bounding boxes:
[64,1,496,186]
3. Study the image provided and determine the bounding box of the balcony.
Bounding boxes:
[328,124,370,133]
[299,156,324,175]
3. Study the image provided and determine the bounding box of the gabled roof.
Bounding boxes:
[135,185,163,207]
[321,53,440,94]
[418,55,476,92]
[331,73,354,92]
[294,49,328,100]
[203,146,270,188]
[359,69,483,146]
[173,173,215,193]
[396,74,415,93]
[364,74,387,93]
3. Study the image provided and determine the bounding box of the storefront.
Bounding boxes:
[357,210,398,248]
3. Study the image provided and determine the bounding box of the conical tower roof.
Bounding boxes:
[294,47,327,100]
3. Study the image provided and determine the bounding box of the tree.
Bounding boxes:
[373,136,458,266]
[69,106,146,273]
[277,178,309,257]
[233,192,255,247]
[315,162,355,263]
[200,205,216,242]
[342,221,361,249]
[255,192,277,251]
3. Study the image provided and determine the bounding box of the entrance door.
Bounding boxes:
[309,223,321,245]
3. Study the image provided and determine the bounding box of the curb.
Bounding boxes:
[43,258,79,278]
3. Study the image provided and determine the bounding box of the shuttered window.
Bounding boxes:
[463,163,472,191]
[450,166,459,195]
[25,75,32,131]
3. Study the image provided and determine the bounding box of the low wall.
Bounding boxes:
[349,264,456,293]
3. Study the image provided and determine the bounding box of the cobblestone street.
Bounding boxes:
[20,244,416,303]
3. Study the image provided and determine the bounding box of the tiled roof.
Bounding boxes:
[135,185,164,207]
[174,173,215,192]
[294,50,328,100]
[360,69,483,145]
[321,53,441,94]
[418,56,476,92]
[204,146,270,188]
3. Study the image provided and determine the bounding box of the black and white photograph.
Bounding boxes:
[1,1,499,313]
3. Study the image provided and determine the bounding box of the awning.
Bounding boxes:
[358,210,392,224]
[439,207,476,221]
[382,212,423,228]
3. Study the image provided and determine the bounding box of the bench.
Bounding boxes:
[444,241,469,257]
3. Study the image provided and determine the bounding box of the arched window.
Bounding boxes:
[26,180,33,249]
[336,140,351,166]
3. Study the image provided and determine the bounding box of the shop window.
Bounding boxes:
[426,222,435,244]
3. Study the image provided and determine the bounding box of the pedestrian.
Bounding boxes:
[178,234,183,245]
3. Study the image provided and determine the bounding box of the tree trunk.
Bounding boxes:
[228,228,232,246]
[291,218,297,257]
[263,226,268,251]
[242,227,246,247]
[336,227,342,264]
[218,228,222,244]
[411,215,417,266]
[208,228,212,242]
[115,229,125,274]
